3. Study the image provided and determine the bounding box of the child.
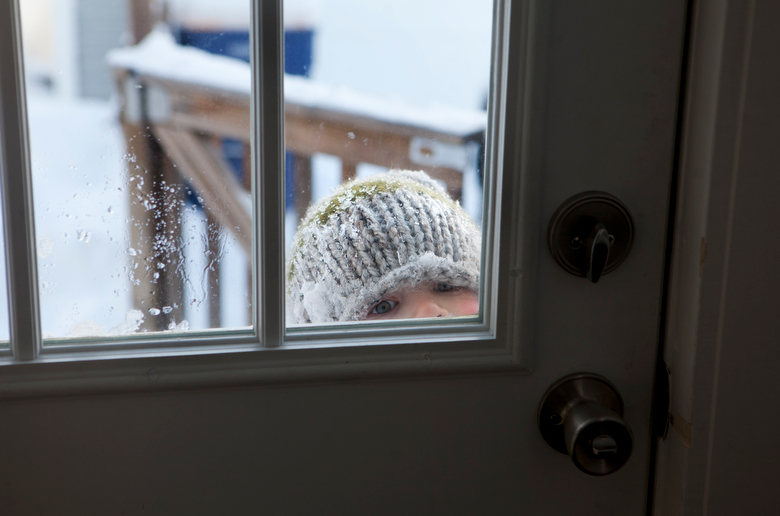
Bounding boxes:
[286,170,481,324]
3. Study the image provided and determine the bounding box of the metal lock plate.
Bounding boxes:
[548,191,634,280]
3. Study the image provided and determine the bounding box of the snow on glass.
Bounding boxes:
[18,0,255,340]
[25,94,249,339]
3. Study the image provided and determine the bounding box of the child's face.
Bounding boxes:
[364,281,479,321]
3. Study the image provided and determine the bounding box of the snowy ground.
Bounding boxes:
[28,93,133,338]
[3,101,240,343]
[24,91,252,338]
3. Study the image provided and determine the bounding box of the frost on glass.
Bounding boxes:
[283,0,493,326]
[20,0,252,340]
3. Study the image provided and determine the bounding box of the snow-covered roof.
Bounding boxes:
[106,30,487,137]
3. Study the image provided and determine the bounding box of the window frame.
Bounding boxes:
[0,0,544,398]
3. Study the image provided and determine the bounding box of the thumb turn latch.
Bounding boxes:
[547,191,635,283]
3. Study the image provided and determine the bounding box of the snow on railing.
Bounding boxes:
[107,30,487,137]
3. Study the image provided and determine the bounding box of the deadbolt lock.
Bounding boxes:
[548,191,634,282]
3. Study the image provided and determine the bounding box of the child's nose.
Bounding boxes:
[410,296,450,319]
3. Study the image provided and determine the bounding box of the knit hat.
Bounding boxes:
[286,170,481,324]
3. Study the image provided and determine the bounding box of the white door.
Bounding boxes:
[0,1,686,514]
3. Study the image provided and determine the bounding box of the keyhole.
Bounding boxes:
[591,435,618,456]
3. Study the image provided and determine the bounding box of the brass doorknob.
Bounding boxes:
[538,373,633,475]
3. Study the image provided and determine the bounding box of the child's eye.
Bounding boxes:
[372,300,398,315]
[433,283,454,292]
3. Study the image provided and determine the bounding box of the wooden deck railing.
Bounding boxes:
[110,37,486,330]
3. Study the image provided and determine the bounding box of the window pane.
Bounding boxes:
[20,0,253,341]
[0,178,10,346]
[283,0,492,326]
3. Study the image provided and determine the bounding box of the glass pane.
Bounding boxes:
[283,0,492,326]
[0,177,11,346]
[20,0,253,341]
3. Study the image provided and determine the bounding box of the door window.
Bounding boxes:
[1,0,525,381]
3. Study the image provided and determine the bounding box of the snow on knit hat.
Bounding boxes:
[286,170,481,324]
